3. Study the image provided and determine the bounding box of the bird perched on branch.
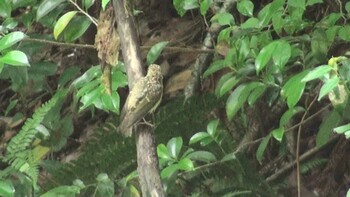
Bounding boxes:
[119,64,163,137]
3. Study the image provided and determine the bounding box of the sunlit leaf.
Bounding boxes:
[0,50,30,66]
[54,11,78,39]
[237,0,254,17]
[0,31,27,51]
[318,76,339,101]
[37,0,66,21]
[167,137,183,159]
[301,65,332,82]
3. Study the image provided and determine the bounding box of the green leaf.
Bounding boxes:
[215,72,234,96]
[96,173,114,197]
[219,76,240,97]
[203,60,226,78]
[211,12,235,26]
[102,0,110,10]
[334,123,350,135]
[281,70,308,108]
[255,41,278,73]
[316,110,341,147]
[183,0,199,10]
[186,151,216,163]
[272,127,284,142]
[0,50,30,66]
[338,25,350,41]
[54,11,78,39]
[207,119,219,136]
[346,2,350,14]
[301,65,332,82]
[256,134,271,163]
[161,164,178,179]
[226,82,263,120]
[83,0,94,10]
[157,144,171,160]
[247,83,266,106]
[0,1,11,18]
[273,41,291,69]
[280,106,305,126]
[58,66,80,87]
[177,158,194,171]
[0,31,27,51]
[64,16,92,42]
[240,17,260,29]
[189,132,211,145]
[237,0,254,17]
[288,0,305,9]
[146,41,169,65]
[167,137,183,159]
[221,152,236,162]
[306,0,323,6]
[200,0,212,15]
[0,180,14,197]
[36,0,66,21]
[318,76,339,101]
[311,29,328,62]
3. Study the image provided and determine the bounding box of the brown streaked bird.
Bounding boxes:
[119,64,163,137]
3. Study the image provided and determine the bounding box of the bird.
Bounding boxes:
[119,64,163,137]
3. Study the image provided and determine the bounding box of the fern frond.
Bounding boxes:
[5,90,66,161]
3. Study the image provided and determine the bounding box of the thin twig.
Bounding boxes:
[22,38,214,53]
[296,95,318,197]
[68,0,98,26]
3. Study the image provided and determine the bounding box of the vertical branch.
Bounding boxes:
[112,0,164,196]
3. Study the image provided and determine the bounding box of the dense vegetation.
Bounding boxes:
[1,0,350,196]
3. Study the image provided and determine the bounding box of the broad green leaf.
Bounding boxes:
[0,50,30,66]
[247,83,266,106]
[281,70,308,108]
[255,41,278,73]
[256,134,271,163]
[0,1,11,18]
[215,72,234,96]
[183,0,199,10]
[334,123,350,134]
[207,119,219,136]
[273,41,291,69]
[79,86,103,111]
[272,11,283,34]
[280,106,305,126]
[306,0,323,6]
[347,188,350,197]
[58,66,80,87]
[226,82,262,120]
[76,79,100,98]
[0,180,14,197]
[36,0,66,21]
[219,76,240,97]
[211,12,235,26]
[157,144,171,160]
[96,173,114,197]
[338,25,350,41]
[318,76,339,101]
[146,41,169,65]
[167,137,183,159]
[54,11,78,39]
[203,60,226,78]
[72,66,100,88]
[102,0,110,10]
[0,31,27,51]
[161,164,178,179]
[346,2,350,14]
[288,0,305,9]
[83,0,94,10]
[301,65,332,82]
[186,151,216,163]
[272,127,284,142]
[316,110,341,147]
[237,0,254,17]
[177,158,194,171]
[240,17,259,29]
[221,152,236,162]
[173,0,186,16]
[200,0,212,16]
[64,16,92,42]
[189,132,210,145]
